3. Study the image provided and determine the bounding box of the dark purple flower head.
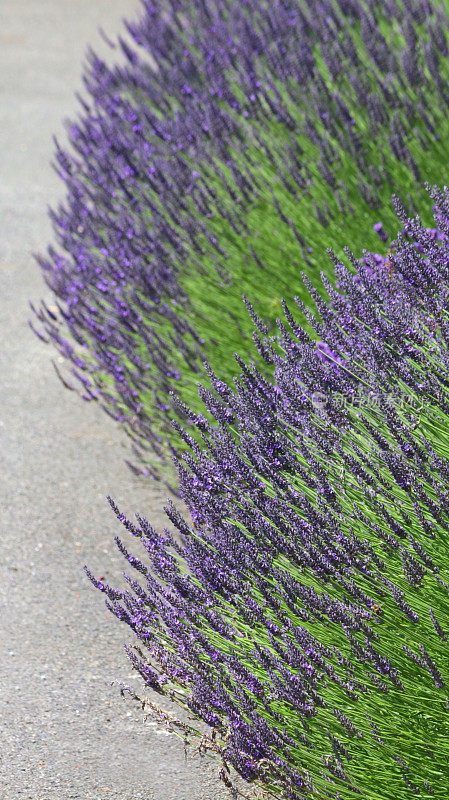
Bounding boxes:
[373,221,389,243]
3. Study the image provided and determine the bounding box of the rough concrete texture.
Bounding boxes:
[0,2,233,798]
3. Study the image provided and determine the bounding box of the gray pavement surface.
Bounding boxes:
[0,2,233,799]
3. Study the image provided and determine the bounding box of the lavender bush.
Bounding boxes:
[87,183,449,798]
[33,0,449,477]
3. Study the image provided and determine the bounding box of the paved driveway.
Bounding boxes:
[0,2,230,798]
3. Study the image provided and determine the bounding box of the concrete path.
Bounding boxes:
[0,2,231,798]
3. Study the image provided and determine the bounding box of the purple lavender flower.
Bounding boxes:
[33,0,449,480]
[87,184,449,798]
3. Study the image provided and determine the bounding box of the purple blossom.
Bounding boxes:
[33,0,449,479]
[87,184,449,797]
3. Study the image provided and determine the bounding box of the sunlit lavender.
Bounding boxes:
[88,184,449,799]
[33,0,449,477]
